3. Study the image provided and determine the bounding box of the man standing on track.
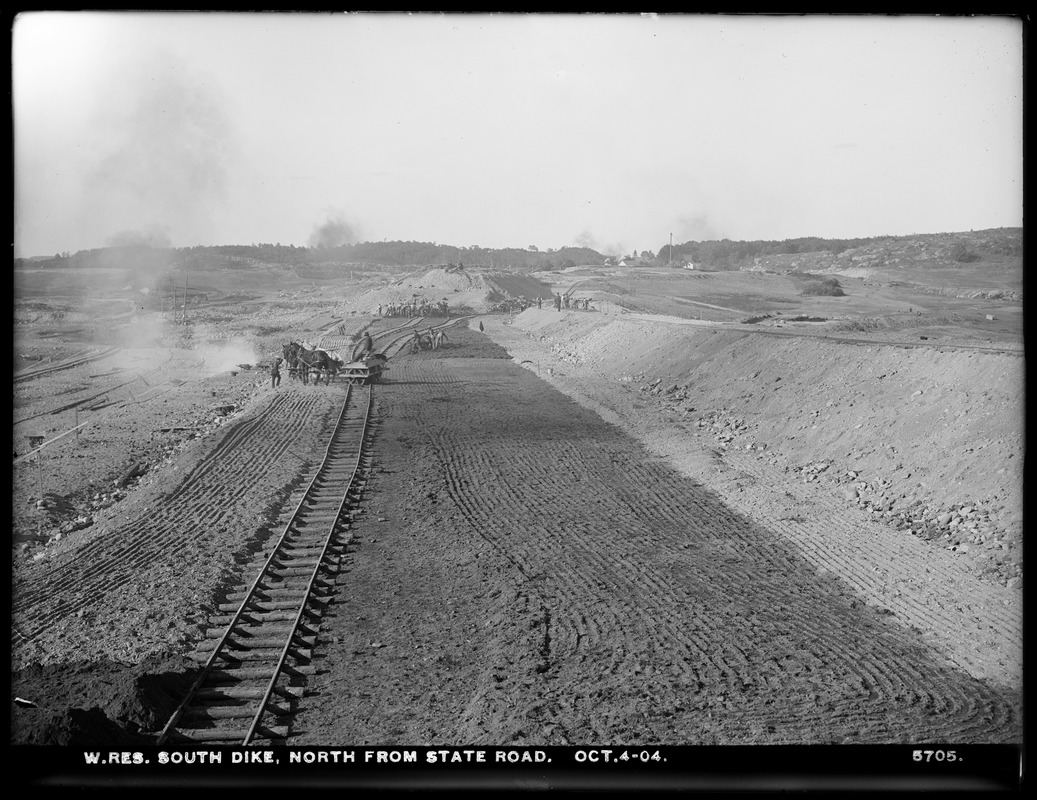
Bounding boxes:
[360,331,374,358]
[271,357,282,389]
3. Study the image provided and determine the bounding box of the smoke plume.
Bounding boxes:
[674,213,723,243]
[84,51,236,250]
[308,211,359,249]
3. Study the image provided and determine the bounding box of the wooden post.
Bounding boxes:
[183,275,189,325]
[169,275,176,322]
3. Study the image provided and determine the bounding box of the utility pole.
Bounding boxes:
[669,233,673,268]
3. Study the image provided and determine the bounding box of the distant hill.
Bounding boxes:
[14,241,606,274]
[741,229,1022,300]
[15,230,1021,291]
[660,228,1021,274]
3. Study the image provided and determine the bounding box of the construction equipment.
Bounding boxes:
[338,353,388,386]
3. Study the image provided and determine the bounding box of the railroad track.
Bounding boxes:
[314,317,424,360]
[366,316,476,360]
[14,346,120,383]
[313,315,474,363]
[152,321,471,744]
[156,383,375,746]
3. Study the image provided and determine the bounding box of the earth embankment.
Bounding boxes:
[292,344,1020,745]
[479,309,1023,692]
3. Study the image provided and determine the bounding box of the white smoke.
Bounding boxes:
[573,230,628,258]
[193,331,259,374]
[308,210,360,249]
[674,213,723,243]
[82,50,237,249]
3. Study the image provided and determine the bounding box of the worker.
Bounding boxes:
[270,357,282,389]
[360,331,374,357]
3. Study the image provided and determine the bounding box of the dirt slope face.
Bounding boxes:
[292,331,1020,745]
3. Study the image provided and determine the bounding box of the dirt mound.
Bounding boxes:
[11,653,198,745]
[331,267,553,315]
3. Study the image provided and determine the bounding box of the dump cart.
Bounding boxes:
[339,353,388,386]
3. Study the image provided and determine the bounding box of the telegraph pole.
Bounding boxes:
[669,233,673,268]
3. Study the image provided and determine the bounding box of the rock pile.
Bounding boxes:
[632,373,1022,590]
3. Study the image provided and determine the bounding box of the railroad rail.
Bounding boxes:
[364,316,476,361]
[156,383,374,746]
[313,315,472,365]
[310,316,425,360]
[14,346,120,383]
[155,321,472,744]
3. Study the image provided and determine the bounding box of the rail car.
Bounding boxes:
[338,353,388,386]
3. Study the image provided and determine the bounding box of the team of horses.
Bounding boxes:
[283,325,450,385]
[282,341,341,385]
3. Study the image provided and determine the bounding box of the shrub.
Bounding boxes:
[950,242,981,263]
[801,278,845,297]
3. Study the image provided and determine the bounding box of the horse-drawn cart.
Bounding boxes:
[339,353,388,386]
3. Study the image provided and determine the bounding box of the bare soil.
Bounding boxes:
[9,262,1023,754]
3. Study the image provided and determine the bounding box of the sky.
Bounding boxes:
[12,12,1024,258]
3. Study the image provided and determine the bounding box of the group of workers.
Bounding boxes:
[378,300,450,318]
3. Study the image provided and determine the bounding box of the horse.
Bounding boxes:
[284,341,339,385]
[298,346,339,385]
[432,330,448,350]
[282,342,304,382]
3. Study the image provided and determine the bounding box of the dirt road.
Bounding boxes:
[291,332,1020,745]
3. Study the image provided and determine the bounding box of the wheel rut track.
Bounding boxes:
[12,390,327,627]
[156,383,375,746]
[394,356,1019,743]
[14,346,121,384]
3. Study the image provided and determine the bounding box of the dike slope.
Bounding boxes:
[483,308,1023,691]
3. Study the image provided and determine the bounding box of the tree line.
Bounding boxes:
[17,228,1019,274]
[18,241,605,273]
[656,235,887,270]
